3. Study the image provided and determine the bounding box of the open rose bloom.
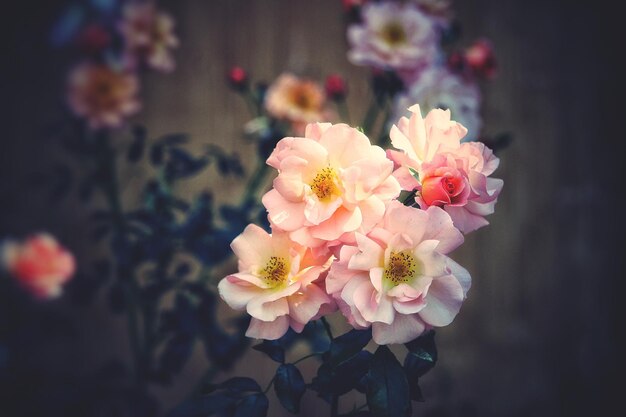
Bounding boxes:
[262,123,401,251]
[67,62,140,129]
[347,1,438,83]
[1,234,75,299]
[218,225,335,340]
[119,2,179,73]
[326,202,470,344]
[264,73,334,134]
[388,105,503,233]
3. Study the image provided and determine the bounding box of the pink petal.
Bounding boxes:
[419,274,465,327]
[372,313,426,345]
[230,224,272,269]
[263,189,307,232]
[246,316,290,340]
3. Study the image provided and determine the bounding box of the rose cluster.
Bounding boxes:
[219,105,502,344]
[62,0,178,130]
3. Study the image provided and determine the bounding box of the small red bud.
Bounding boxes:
[227,66,249,91]
[325,74,347,100]
[447,51,467,74]
[464,39,497,79]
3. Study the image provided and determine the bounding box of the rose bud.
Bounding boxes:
[325,74,348,101]
[1,234,76,300]
[465,39,497,79]
[76,24,111,55]
[227,66,249,92]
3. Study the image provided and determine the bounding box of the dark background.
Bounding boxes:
[1,0,624,416]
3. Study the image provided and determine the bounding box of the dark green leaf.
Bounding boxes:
[127,125,146,162]
[219,377,261,394]
[404,331,437,402]
[233,393,268,417]
[274,364,306,413]
[311,350,372,396]
[328,328,372,366]
[404,330,437,379]
[366,346,411,417]
[252,340,285,363]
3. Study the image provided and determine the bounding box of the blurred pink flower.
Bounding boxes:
[347,1,437,80]
[67,62,140,129]
[388,105,503,233]
[262,123,401,251]
[218,225,334,340]
[393,66,482,140]
[265,73,333,134]
[326,202,470,344]
[410,0,453,25]
[2,234,75,299]
[119,2,179,73]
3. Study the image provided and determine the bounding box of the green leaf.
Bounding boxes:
[408,167,420,181]
[404,331,437,402]
[233,393,268,417]
[328,328,372,367]
[366,346,411,417]
[274,364,306,413]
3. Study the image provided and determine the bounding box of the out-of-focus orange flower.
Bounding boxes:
[67,61,140,129]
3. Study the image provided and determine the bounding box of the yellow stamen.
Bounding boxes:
[310,167,340,201]
[259,256,289,288]
[381,22,407,46]
[384,251,418,287]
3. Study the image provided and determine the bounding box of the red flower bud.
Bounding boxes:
[464,39,497,79]
[227,66,249,91]
[325,74,348,100]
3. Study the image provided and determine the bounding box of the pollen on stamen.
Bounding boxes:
[260,256,288,287]
[384,251,418,286]
[310,166,339,201]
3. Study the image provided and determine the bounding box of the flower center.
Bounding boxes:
[259,256,289,288]
[381,22,407,46]
[291,87,314,110]
[310,166,340,201]
[384,251,419,287]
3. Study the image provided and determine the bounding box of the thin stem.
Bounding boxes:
[330,394,339,417]
[239,159,271,207]
[336,99,351,124]
[320,317,334,342]
[375,97,392,147]
[292,352,323,365]
[361,95,380,135]
[263,375,276,394]
[98,134,143,386]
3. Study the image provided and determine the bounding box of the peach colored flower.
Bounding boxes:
[388,105,503,233]
[393,66,482,140]
[262,123,401,251]
[1,234,75,299]
[218,225,334,340]
[347,1,437,80]
[265,74,332,134]
[326,202,470,344]
[119,2,179,73]
[67,62,140,129]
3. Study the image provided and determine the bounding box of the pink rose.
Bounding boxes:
[218,225,335,340]
[262,123,401,251]
[388,105,502,233]
[2,234,75,299]
[326,202,470,344]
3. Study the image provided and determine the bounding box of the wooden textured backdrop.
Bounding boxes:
[1,0,622,416]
